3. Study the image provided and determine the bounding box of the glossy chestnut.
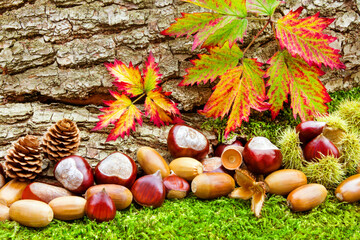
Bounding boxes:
[85,189,116,222]
[95,152,137,188]
[163,172,190,199]
[242,137,282,175]
[167,124,209,160]
[22,182,74,203]
[54,155,94,194]
[131,170,166,208]
[296,121,326,145]
[303,134,339,162]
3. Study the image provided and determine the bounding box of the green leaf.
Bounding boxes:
[183,0,247,17]
[276,7,346,69]
[246,0,282,16]
[180,44,243,86]
[266,50,331,121]
[143,52,162,93]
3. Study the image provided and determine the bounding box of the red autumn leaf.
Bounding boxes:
[180,44,243,86]
[144,90,182,127]
[276,7,346,70]
[161,0,247,50]
[143,52,162,93]
[105,59,144,97]
[266,50,331,121]
[200,58,269,137]
[92,90,143,141]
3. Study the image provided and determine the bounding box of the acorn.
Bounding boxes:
[163,171,190,199]
[287,184,327,212]
[167,124,209,160]
[335,174,360,203]
[94,152,137,188]
[131,170,166,208]
[0,179,29,207]
[0,204,10,221]
[22,182,74,203]
[136,147,170,178]
[49,196,86,221]
[264,169,307,195]
[85,184,133,210]
[295,121,326,146]
[169,157,203,181]
[9,199,54,227]
[191,173,235,199]
[303,134,339,162]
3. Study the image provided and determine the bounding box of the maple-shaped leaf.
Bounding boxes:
[161,1,248,50]
[92,90,143,141]
[276,7,346,70]
[143,52,162,93]
[266,50,331,121]
[183,0,247,16]
[105,59,144,97]
[200,58,268,137]
[247,0,282,16]
[181,44,243,86]
[144,90,182,127]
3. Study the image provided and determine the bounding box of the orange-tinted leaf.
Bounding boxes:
[199,59,268,138]
[181,44,243,86]
[92,90,142,141]
[144,90,182,127]
[234,169,256,189]
[105,59,144,97]
[276,7,345,69]
[266,50,331,121]
[143,52,162,93]
[228,187,254,200]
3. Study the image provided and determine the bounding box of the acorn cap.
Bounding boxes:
[221,146,243,170]
[4,135,42,180]
[42,119,80,162]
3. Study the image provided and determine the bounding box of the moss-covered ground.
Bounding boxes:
[1,87,360,240]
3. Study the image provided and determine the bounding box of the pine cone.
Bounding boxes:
[4,135,43,180]
[42,118,80,162]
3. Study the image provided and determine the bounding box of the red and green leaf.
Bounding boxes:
[276,7,346,70]
[199,58,268,137]
[181,44,243,86]
[247,0,282,16]
[105,60,144,97]
[92,90,143,141]
[143,52,162,93]
[266,50,331,121]
[145,90,182,127]
[183,0,247,16]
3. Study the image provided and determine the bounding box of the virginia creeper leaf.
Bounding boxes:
[199,58,268,137]
[266,50,331,121]
[143,52,162,93]
[105,60,144,97]
[144,90,182,127]
[183,0,247,17]
[247,0,282,16]
[92,90,143,141]
[276,7,346,69]
[181,44,243,86]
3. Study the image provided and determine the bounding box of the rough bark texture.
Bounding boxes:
[0,0,359,175]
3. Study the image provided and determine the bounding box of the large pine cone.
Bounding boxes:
[42,118,80,162]
[4,135,43,180]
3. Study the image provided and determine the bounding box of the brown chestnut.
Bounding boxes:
[296,121,326,145]
[303,134,339,162]
[22,182,74,203]
[167,124,209,160]
[85,189,116,222]
[131,170,166,208]
[94,152,137,188]
[54,155,94,194]
[163,172,190,199]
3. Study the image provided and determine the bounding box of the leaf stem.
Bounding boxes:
[245,17,270,21]
[133,93,146,104]
[271,21,281,50]
[243,18,271,56]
